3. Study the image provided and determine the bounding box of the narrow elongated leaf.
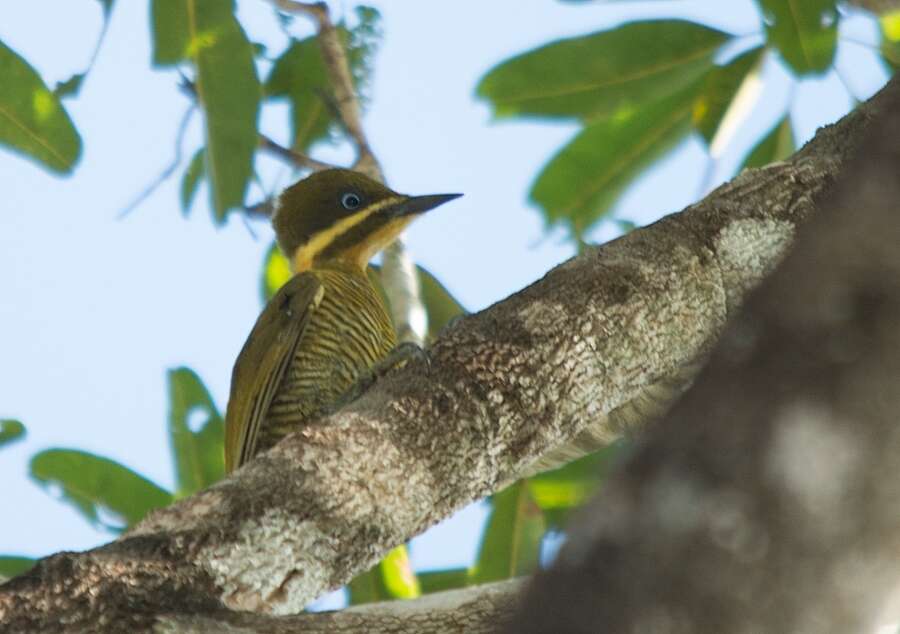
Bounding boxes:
[693,46,764,144]
[417,567,471,594]
[757,0,838,75]
[532,80,702,233]
[262,242,466,340]
[0,40,82,173]
[30,449,172,530]
[881,10,900,71]
[348,545,420,605]
[740,116,794,170]
[150,0,196,66]
[477,20,728,121]
[168,367,224,497]
[0,419,25,449]
[379,545,420,599]
[0,556,35,580]
[180,148,205,215]
[151,1,259,220]
[472,481,545,583]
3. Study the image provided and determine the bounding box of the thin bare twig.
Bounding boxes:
[117,104,196,218]
[258,134,337,172]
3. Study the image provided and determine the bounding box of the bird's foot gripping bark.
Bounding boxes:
[332,342,430,410]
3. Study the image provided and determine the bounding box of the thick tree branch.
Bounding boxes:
[508,73,900,634]
[0,75,893,633]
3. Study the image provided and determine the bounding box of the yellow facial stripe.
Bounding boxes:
[291,196,401,272]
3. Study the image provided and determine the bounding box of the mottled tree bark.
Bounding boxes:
[509,76,900,634]
[0,75,895,634]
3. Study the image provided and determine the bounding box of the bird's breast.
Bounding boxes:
[265,268,396,435]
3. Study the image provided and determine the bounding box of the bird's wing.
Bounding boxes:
[224,272,324,472]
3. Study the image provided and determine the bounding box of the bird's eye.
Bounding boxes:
[341,192,362,210]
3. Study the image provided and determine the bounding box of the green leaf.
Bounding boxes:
[0,419,26,449]
[150,0,196,66]
[757,0,838,75]
[417,567,471,594]
[30,449,172,530]
[348,545,420,605]
[415,267,467,341]
[261,241,292,303]
[740,116,794,170]
[0,40,82,173]
[532,80,702,234]
[472,481,546,583]
[168,367,225,497]
[152,1,260,220]
[693,46,764,145]
[0,556,36,580]
[180,148,206,215]
[528,446,620,530]
[881,10,900,71]
[477,20,728,121]
[265,10,379,152]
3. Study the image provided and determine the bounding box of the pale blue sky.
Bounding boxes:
[0,0,889,599]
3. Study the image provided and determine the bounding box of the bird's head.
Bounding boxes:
[273,168,461,272]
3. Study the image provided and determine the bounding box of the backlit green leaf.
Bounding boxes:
[0,40,82,173]
[0,419,25,449]
[477,20,728,121]
[740,115,795,170]
[532,80,702,234]
[881,10,900,71]
[152,0,259,220]
[30,449,172,531]
[168,367,225,497]
[757,0,838,75]
[472,481,545,583]
[180,148,205,215]
[693,46,764,144]
[0,556,35,580]
[348,545,420,605]
[261,241,292,303]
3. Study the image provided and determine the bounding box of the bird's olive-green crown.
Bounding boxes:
[273,169,397,259]
[273,168,461,269]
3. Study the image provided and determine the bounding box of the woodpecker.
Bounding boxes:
[224,168,460,472]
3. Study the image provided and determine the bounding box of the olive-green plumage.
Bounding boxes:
[224,169,460,472]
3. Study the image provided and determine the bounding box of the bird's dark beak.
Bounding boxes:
[387,193,463,218]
